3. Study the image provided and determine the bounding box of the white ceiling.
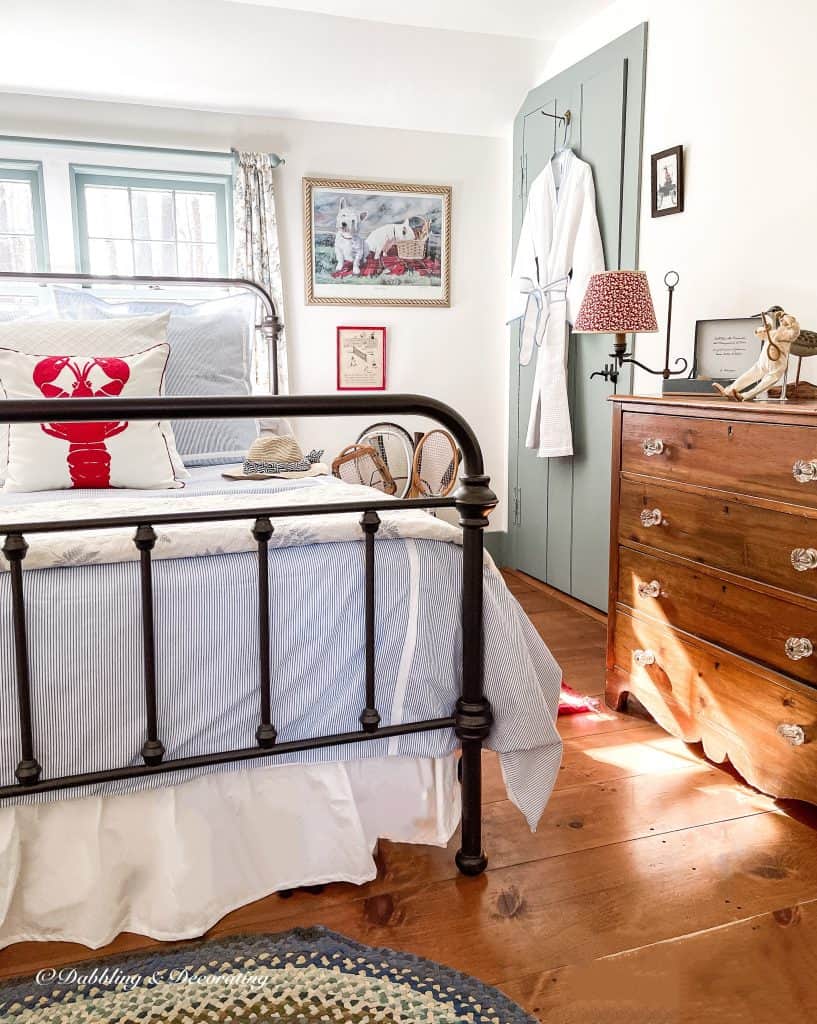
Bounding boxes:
[227,0,610,41]
[0,0,612,137]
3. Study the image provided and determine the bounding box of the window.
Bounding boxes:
[72,168,231,277]
[0,162,48,272]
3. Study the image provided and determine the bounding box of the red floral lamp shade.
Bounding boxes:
[574,270,658,334]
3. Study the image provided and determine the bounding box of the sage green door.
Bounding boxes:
[507,24,647,611]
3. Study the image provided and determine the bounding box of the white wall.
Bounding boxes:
[0,96,510,525]
[0,0,544,139]
[541,0,817,392]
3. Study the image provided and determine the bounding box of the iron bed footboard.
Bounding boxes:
[0,393,498,877]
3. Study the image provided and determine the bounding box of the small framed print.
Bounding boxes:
[693,317,761,380]
[663,316,762,394]
[651,145,684,217]
[337,326,387,391]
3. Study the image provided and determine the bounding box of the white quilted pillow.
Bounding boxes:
[0,344,184,493]
[0,313,187,482]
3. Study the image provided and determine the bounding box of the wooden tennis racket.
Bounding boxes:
[410,429,460,498]
[331,444,397,495]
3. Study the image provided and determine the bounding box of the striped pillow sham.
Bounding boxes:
[53,289,259,464]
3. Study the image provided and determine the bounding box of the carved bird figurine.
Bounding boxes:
[791,329,817,359]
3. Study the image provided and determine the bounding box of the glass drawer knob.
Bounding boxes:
[792,548,817,572]
[793,459,817,483]
[777,723,807,746]
[640,508,663,528]
[642,438,665,457]
[637,579,661,598]
[785,637,814,661]
[633,648,656,666]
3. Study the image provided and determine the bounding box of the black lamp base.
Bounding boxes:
[590,332,688,383]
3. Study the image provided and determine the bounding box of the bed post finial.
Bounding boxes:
[454,474,497,876]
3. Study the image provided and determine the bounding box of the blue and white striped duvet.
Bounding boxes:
[0,470,562,829]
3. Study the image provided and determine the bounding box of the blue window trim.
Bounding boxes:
[0,160,50,271]
[70,165,232,276]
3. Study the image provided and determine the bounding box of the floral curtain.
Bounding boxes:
[233,151,289,393]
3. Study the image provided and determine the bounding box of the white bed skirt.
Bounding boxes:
[0,756,460,951]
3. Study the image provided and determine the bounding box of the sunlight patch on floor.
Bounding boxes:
[582,737,711,775]
[691,781,779,813]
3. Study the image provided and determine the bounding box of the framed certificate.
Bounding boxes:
[336,326,387,391]
[692,318,761,381]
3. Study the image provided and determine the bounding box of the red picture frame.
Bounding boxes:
[336,326,387,391]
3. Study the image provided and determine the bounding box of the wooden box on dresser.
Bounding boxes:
[607,395,817,804]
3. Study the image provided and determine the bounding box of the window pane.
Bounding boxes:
[134,240,177,276]
[78,174,225,278]
[177,242,219,277]
[88,237,134,276]
[131,189,174,241]
[0,180,35,234]
[175,191,218,244]
[0,234,36,272]
[84,186,132,238]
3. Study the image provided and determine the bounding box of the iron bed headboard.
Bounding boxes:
[0,386,497,876]
[0,271,283,395]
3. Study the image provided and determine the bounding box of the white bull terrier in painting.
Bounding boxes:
[366,218,413,260]
[334,198,369,275]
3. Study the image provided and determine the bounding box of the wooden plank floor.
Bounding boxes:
[2,569,817,1022]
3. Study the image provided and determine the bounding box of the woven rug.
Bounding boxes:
[0,926,535,1023]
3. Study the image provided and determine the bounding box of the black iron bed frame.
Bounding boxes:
[0,272,498,876]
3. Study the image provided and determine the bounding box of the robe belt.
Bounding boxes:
[514,276,570,366]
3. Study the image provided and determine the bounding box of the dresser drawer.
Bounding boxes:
[612,609,817,803]
[621,411,817,507]
[619,476,817,599]
[618,545,817,686]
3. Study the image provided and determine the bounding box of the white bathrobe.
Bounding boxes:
[508,151,604,457]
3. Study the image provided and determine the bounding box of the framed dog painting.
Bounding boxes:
[303,177,451,307]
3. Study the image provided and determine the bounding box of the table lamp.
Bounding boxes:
[574,269,687,382]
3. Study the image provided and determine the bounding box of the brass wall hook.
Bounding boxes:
[542,109,571,126]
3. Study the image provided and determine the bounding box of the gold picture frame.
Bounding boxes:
[303,177,451,307]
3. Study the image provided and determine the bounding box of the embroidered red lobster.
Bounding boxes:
[33,356,131,488]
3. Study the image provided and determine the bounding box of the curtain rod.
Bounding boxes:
[0,134,284,166]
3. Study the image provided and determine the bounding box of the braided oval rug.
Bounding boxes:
[0,927,536,1023]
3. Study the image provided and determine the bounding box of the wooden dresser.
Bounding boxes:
[607,395,817,804]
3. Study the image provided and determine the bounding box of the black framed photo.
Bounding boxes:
[651,145,684,217]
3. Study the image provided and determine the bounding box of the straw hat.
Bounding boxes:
[222,434,328,480]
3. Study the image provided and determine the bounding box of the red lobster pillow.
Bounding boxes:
[0,344,184,492]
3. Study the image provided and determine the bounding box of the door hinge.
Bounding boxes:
[513,486,522,526]
[519,153,527,198]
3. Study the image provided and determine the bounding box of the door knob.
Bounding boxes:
[777,723,807,746]
[793,459,817,483]
[785,637,814,661]
[640,508,663,528]
[791,548,817,572]
[637,579,661,598]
